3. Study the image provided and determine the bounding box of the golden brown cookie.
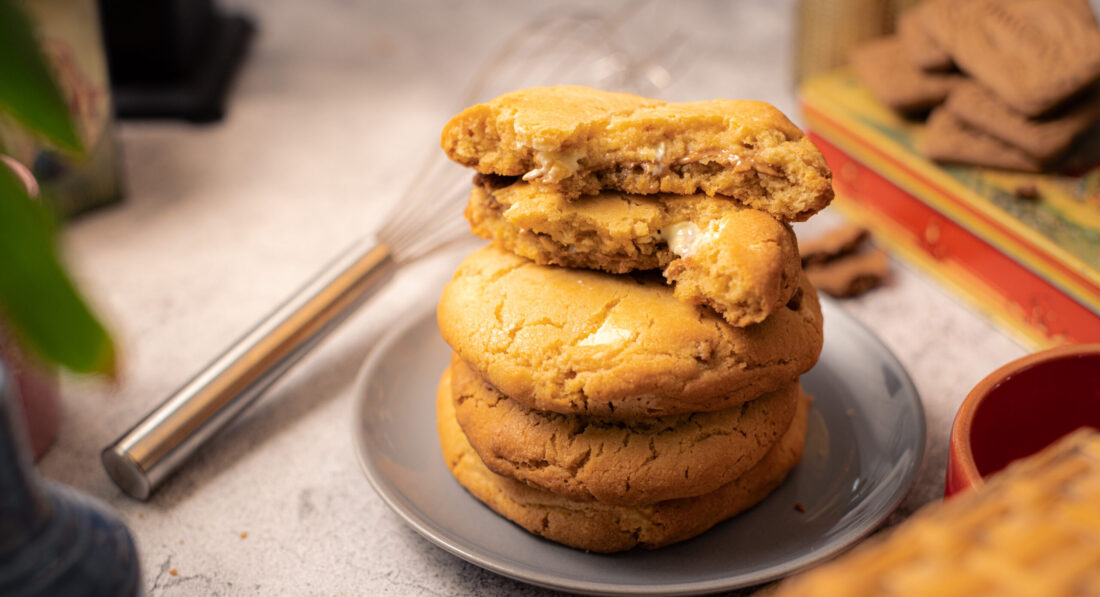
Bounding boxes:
[437,246,823,419]
[450,355,799,505]
[466,178,801,327]
[441,85,833,222]
[437,369,810,553]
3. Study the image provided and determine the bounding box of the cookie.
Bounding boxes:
[437,246,823,419]
[851,36,963,113]
[943,81,1100,163]
[441,85,833,222]
[897,2,953,72]
[466,178,801,327]
[923,0,1100,116]
[437,370,810,553]
[922,108,1044,172]
[450,355,799,505]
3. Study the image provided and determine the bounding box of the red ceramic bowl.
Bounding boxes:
[946,344,1100,497]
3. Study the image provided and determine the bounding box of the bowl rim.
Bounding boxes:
[950,343,1100,494]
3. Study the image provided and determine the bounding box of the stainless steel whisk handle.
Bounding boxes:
[102,238,398,500]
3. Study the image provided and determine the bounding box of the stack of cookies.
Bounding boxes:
[852,0,1100,172]
[433,86,834,552]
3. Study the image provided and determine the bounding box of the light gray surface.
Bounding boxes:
[39,1,1026,595]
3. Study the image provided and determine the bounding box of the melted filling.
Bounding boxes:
[521,145,765,184]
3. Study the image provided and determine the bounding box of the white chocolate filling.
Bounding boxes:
[578,320,633,346]
[519,143,757,184]
[659,220,725,258]
[523,147,587,183]
[660,222,702,257]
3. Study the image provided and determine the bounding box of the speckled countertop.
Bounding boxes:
[39,1,1026,595]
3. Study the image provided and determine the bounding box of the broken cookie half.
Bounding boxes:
[467,177,801,327]
[442,85,833,222]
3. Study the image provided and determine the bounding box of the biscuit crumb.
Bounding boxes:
[800,225,890,298]
[799,224,869,268]
[806,249,890,298]
[169,569,178,577]
[795,503,807,513]
[1014,184,1039,200]
[240,532,248,539]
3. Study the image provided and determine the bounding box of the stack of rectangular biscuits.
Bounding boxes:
[433,86,834,552]
[852,0,1100,172]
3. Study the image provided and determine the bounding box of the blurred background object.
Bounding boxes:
[0,0,115,457]
[97,0,255,122]
[0,0,124,218]
[801,0,1100,348]
[0,1,135,592]
[0,365,141,597]
[794,0,920,85]
[947,344,1100,496]
[772,428,1100,596]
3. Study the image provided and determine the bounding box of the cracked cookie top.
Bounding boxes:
[437,246,823,419]
[440,85,833,222]
[450,355,799,505]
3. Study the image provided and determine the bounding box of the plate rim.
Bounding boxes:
[352,296,926,596]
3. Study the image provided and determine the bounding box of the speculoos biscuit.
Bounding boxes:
[943,81,1100,164]
[851,36,963,113]
[922,0,1100,116]
[922,108,1044,172]
[897,3,954,72]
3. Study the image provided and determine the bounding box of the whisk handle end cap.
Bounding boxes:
[102,446,151,501]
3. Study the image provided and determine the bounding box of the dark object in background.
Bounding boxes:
[0,0,126,218]
[98,0,255,122]
[0,365,142,596]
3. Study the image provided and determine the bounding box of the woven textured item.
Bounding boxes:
[773,428,1100,596]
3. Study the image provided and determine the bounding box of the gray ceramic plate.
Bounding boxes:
[353,297,925,595]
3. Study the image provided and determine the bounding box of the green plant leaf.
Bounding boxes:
[0,0,82,153]
[0,166,113,374]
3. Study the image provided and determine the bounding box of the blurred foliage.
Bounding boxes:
[0,0,80,152]
[0,0,114,375]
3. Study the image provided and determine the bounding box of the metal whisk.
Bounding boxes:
[102,5,688,500]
